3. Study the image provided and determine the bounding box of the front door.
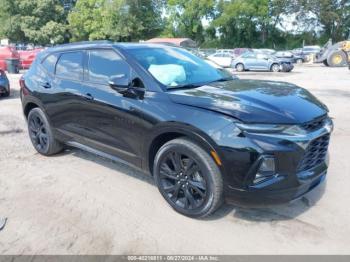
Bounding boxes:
[77,49,146,167]
[255,54,270,70]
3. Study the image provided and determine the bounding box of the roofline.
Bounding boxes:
[46,41,115,52]
[43,41,190,55]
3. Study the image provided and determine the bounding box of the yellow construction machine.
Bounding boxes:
[316,40,350,67]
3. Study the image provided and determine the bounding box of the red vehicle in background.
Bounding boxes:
[18,48,44,69]
[0,46,20,71]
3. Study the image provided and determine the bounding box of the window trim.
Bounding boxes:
[40,53,59,76]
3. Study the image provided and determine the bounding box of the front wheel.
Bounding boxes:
[27,108,63,156]
[296,58,303,64]
[1,88,10,97]
[153,138,223,218]
[327,51,347,67]
[235,63,245,72]
[271,63,280,72]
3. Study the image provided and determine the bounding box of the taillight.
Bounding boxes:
[19,76,25,89]
[20,76,29,96]
[11,50,20,59]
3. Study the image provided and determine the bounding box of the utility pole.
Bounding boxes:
[61,0,75,11]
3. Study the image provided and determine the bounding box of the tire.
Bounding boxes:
[27,108,63,156]
[327,51,347,67]
[271,63,280,72]
[235,63,245,72]
[2,90,10,97]
[323,60,329,66]
[153,138,223,218]
[296,58,303,64]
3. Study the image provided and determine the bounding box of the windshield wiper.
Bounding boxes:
[167,83,203,89]
[167,77,234,90]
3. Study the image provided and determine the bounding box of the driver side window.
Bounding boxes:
[88,49,131,85]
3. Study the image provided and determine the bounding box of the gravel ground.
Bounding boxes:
[0,64,349,255]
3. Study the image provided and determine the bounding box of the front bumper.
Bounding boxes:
[216,118,333,207]
[224,162,327,207]
[280,63,294,72]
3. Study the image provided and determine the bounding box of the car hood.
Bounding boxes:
[167,80,328,124]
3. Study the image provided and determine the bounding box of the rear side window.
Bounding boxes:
[88,50,130,84]
[242,53,255,58]
[41,54,58,74]
[56,52,83,80]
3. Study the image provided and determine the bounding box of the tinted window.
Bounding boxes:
[257,54,268,59]
[42,54,58,74]
[88,50,130,84]
[242,53,255,58]
[128,47,223,88]
[56,52,83,80]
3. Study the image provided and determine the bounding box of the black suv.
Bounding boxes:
[20,41,333,218]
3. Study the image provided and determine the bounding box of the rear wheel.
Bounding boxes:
[236,63,245,72]
[153,138,223,218]
[27,108,63,156]
[327,51,347,67]
[271,63,280,72]
[2,90,10,97]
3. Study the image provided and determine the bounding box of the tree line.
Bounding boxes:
[0,0,349,49]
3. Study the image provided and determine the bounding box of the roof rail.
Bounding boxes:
[55,40,113,47]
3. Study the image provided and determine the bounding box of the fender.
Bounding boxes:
[21,94,47,119]
[142,121,228,177]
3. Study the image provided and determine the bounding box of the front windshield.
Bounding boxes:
[128,46,225,89]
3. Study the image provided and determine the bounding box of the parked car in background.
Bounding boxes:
[207,51,233,67]
[18,48,44,69]
[232,48,253,58]
[302,45,321,55]
[274,51,305,64]
[0,46,20,71]
[254,49,276,55]
[204,59,238,80]
[232,52,294,72]
[21,41,333,217]
[293,46,321,62]
[0,69,10,97]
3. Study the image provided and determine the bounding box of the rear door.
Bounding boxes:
[45,51,88,139]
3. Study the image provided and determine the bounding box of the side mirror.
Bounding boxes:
[109,74,130,94]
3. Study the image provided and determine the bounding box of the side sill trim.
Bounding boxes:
[65,141,149,176]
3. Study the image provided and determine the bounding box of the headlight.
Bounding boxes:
[236,123,307,135]
[236,123,287,133]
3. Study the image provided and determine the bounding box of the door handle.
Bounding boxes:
[40,82,51,89]
[84,93,94,100]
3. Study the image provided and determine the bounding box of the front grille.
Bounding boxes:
[301,116,327,132]
[297,134,330,172]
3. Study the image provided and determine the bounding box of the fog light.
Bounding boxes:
[254,157,276,184]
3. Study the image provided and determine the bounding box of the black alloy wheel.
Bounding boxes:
[27,108,63,156]
[29,113,49,152]
[159,151,207,210]
[2,90,10,97]
[154,138,223,218]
